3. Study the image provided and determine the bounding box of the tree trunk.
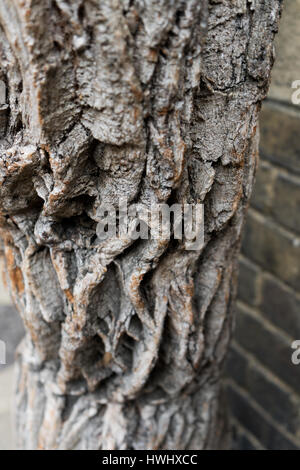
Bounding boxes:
[0,0,281,450]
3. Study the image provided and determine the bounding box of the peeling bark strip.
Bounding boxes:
[0,0,281,450]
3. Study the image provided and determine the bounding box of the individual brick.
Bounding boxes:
[231,421,264,450]
[271,172,300,234]
[251,160,276,215]
[237,257,261,307]
[225,344,248,386]
[241,210,300,291]
[259,103,300,175]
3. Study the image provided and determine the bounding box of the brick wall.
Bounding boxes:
[226,0,300,450]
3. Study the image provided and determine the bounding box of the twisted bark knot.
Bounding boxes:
[0,0,281,450]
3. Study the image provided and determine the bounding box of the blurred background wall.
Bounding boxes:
[0,0,299,451]
[226,0,300,450]
[0,258,24,449]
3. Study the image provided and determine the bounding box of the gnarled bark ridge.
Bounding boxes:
[0,0,281,450]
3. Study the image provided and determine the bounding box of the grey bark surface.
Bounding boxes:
[0,0,281,450]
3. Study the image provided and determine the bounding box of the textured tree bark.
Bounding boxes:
[0,0,281,450]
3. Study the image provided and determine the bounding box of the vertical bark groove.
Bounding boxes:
[0,0,281,449]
